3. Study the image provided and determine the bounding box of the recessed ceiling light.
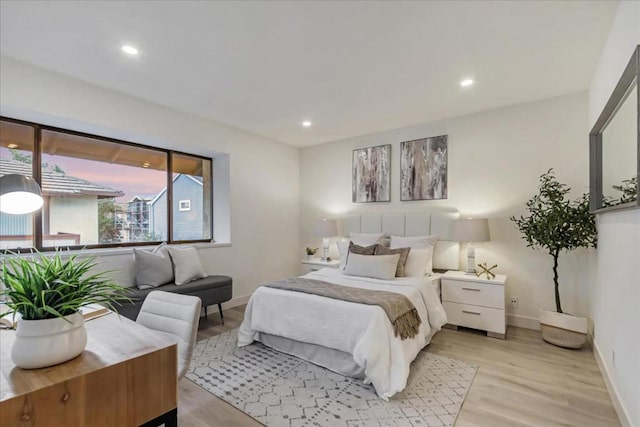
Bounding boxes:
[7,143,18,149]
[302,121,312,128]
[121,45,139,56]
[460,79,474,87]
[142,162,150,168]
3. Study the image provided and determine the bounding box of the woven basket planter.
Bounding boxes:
[539,310,587,349]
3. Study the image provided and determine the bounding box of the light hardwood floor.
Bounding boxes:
[178,306,620,427]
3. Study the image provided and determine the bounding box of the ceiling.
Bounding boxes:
[0,1,617,147]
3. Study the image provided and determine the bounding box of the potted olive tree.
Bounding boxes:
[0,251,127,369]
[511,170,597,349]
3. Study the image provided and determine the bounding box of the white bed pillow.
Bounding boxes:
[391,235,438,276]
[350,232,385,246]
[402,248,435,277]
[336,239,350,269]
[343,253,400,281]
[133,243,174,290]
[168,246,207,285]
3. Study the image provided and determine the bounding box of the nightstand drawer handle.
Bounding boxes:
[462,310,481,315]
[462,287,481,292]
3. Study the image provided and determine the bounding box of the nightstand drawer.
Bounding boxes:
[443,301,505,334]
[442,279,504,309]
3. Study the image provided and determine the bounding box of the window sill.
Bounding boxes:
[4,242,232,258]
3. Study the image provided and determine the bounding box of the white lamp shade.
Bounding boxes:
[450,218,490,242]
[314,218,338,237]
[0,174,44,214]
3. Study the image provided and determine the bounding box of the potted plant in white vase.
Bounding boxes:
[0,251,127,369]
[511,169,597,349]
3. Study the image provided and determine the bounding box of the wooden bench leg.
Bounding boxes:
[218,303,224,325]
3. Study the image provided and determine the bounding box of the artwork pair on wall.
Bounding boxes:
[352,135,448,203]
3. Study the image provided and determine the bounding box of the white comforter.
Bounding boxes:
[237,268,448,399]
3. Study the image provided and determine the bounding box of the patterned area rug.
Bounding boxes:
[186,330,477,427]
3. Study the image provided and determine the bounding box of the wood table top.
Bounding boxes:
[0,313,176,402]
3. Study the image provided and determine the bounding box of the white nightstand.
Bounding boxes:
[300,258,340,275]
[441,270,507,339]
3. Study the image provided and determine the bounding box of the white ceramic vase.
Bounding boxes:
[11,312,87,369]
[539,309,588,349]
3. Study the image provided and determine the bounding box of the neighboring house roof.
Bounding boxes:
[0,159,124,198]
[148,174,203,206]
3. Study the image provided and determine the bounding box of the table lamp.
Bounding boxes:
[450,218,490,274]
[0,174,44,214]
[314,218,338,262]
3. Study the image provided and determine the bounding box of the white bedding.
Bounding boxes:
[237,268,447,400]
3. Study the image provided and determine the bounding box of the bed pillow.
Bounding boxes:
[391,235,438,276]
[133,243,174,290]
[344,253,400,281]
[348,241,377,255]
[403,247,435,277]
[350,232,385,246]
[375,244,410,277]
[336,239,350,269]
[167,246,207,285]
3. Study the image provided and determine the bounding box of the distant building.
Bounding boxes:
[126,196,151,241]
[0,158,123,248]
[149,174,204,241]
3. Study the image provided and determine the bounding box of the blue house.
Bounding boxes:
[149,174,204,241]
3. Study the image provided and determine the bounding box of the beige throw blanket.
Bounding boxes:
[262,277,422,340]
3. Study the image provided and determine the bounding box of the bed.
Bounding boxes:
[238,211,459,400]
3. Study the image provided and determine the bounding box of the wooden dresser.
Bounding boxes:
[0,313,177,427]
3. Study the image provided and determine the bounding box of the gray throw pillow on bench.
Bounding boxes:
[134,243,174,289]
[168,246,207,285]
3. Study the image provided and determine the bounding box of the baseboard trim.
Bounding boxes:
[507,314,539,330]
[592,340,632,427]
[221,294,251,310]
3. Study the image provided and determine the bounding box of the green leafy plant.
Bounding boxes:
[305,247,318,256]
[612,175,637,205]
[1,251,128,321]
[510,169,597,313]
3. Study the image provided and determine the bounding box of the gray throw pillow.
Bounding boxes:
[134,243,174,289]
[168,246,207,285]
[375,244,411,277]
[348,241,377,255]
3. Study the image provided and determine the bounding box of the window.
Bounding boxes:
[0,117,213,251]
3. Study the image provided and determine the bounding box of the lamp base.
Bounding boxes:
[464,269,477,275]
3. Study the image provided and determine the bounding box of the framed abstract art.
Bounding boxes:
[352,144,391,203]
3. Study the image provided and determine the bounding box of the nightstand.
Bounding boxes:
[441,270,507,339]
[300,258,340,275]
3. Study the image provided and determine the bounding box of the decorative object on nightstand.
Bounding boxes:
[300,258,340,275]
[305,247,318,260]
[476,262,497,279]
[441,270,506,339]
[511,169,596,349]
[314,218,338,262]
[450,218,490,274]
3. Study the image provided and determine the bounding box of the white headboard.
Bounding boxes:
[340,211,460,271]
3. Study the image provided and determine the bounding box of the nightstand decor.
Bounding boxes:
[314,218,338,261]
[476,262,497,279]
[450,218,490,274]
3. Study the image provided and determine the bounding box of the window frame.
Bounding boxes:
[0,115,214,252]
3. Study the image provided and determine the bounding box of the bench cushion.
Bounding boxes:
[117,275,233,320]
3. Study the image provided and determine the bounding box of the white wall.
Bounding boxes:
[0,56,300,304]
[300,92,590,329]
[587,2,640,426]
[49,196,98,244]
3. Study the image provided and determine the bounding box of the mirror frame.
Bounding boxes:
[589,44,640,213]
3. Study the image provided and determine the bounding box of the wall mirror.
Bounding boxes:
[590,45,639,212]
